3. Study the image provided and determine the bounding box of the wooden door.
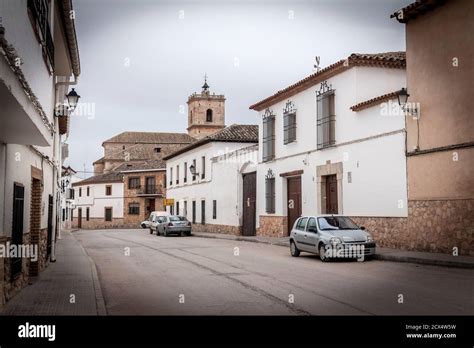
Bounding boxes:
[326,174,338,214]
[287,176,302,235]
[78,208,82,228]
[47,195,53,257]
[242,172,256,236]
[11,183,24,279]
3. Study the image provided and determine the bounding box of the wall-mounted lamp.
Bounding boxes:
[397,88,419,118]
[66,88,80,111]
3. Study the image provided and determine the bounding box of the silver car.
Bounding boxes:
[155,215,192,237]
[289,215,376,262]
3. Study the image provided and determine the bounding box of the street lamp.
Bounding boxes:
[189,164,199,176]
[397,88,409,109]
[66,88,80,111]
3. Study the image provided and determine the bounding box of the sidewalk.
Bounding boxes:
[192,231,474,269]
[0,229,106,315]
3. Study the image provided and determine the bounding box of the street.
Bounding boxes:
[74,229,473,315]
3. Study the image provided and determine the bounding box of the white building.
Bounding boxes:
[163,124,258,235]
[249,52,408,240]
[71,172,125,229]
[59,166,81,232]
[0,0,81,304]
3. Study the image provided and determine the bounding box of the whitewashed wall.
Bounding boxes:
[73,182,124,219]
[166,142,258,226]
[255,66,408,227]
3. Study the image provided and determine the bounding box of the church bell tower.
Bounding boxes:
[187,75,226,139]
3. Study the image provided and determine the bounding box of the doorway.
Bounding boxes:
[242,172,256,236]
[11,183,24,279]
[287,176,302,235]
[47,195,53,257]
[325,174,338,214]
[78,207,82,228]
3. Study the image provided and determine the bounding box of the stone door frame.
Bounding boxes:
[316,161,343,214]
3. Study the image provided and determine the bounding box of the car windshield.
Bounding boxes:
[169,216,187,222]
[317,216,360,230]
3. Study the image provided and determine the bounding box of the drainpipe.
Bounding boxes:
[50,75,79,262]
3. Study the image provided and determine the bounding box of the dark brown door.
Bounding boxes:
[11,183,24,279]
[78,208,82,228]
[146,199,155,218]
[326,174,338,214]
[47,195,53,257]
[287,176,302,235]
[242,172,256,236]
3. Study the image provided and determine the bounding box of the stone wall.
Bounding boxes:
[352,199,474,256]
[72,217,124,229]
[2,233,31,304]
[257,215,288,238]
[192,223,241,236]
[30,228,48,276]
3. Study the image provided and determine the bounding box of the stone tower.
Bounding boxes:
[187,76,225,139]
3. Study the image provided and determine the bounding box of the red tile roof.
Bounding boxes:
[391,0,447,23]
[350,91,400,112]
[249,52,406,111]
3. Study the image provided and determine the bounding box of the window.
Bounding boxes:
[71,208,73,220]
[184,162,187,183]
[296,217,308,230]
[176,201,180,215]
[128,177,140,189]
[66,207,68,220]
[265,169,275,213]
[86,207,90,221]
[27,0,54,68]
[105,207,112,221]
[201,156,206,179]
[206,109,213,122]
[62,208,65,222]
[170,204,174,215]
[201,200,206,224]
[154,147,161,153]
[213,200,217,219]
[262,109,275,162]
[79,188,82,197]
[192,201,196,223]
[183,201,188,217]
[176,165,179,184]
[105,185,112,196]
[306,217,317,232]
[192,159,196,181]
[87,186,90,196]
[128,203,140,215]
[69,188,75,199]
[170,167,173,186]
[284,113,296,144]
[316,82,336,149]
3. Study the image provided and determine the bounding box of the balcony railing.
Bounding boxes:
[137,184,163,196]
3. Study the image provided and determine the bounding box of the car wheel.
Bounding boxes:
[149,228,153,234]
[290,241,300,257]
[181,231,186,237]
[186,232,191,237]
[319,244,329,262]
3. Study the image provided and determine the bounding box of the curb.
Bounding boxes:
[71,232,108,315]
[192,232,474,269]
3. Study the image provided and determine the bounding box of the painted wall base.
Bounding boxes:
[257,216,288,237]
[191,223,241,236]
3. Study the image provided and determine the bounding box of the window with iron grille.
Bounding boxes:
[79,188,82,197]
[201,200,206,224]
[192,201,196,223]
[184,162,188,183]
[87,186,90,196]
[105,185,112,196]
[265,169,275,213]
[128,203,140,215]
[316,81,336,149]
[176,165,179,184]
[128,177,140,189]
[192,159,196,181]
[213,200,217,219]
[86,207,90,221]
[262,109,275,162]
[176,201,180,215]
[201,156,206,179]
[169,167,173,186]
[283,100,297,144]
[27,0,54,69]
[184,201,188,217]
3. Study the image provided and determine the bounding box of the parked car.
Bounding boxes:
[148,211,170,234]
[140,220,151,229]
[155,215,191,237]
[289,215,376,262]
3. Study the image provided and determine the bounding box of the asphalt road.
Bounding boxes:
[74,229,473,315]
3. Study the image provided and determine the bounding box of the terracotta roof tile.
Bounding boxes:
[103,131,195,145]
[391,0,447,23]
[249,52,406,111]
[350,91,400,112]
[114,159,166,172]
[72,171,123,186]
[163,124,258,160]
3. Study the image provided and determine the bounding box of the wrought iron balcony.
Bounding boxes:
[137,184,163,196]
[27,0,55,68]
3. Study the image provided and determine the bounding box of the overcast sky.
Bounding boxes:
[67,0,411,177]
